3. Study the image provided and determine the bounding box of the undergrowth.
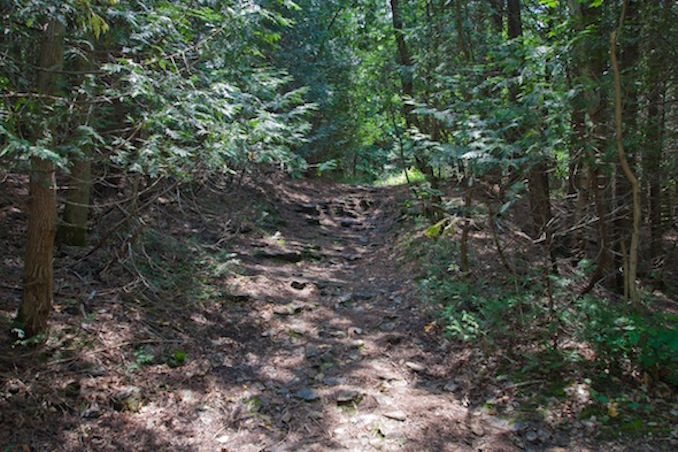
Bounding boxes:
[414,234,678,402]
[132,229,241,305]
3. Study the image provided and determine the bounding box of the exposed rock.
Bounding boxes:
[354,291,376,300]
[443,380,460,392]
[405,361,426,372]
[81,402,102,419]
[470,421,485,436]
[295,387,319,401]
[336,390,361,404]
[295,203,319,215]
[383,411,407,422]
[112,386,143,412]
[525,430,539,443]
[289,323,309,336]
[340,218,361,228]
[291,280,308,290]
[323,376,346,386]
[256,249,303,263]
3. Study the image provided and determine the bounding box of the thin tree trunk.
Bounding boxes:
[454,0,470,60]
[389,0,440,219]
[460,178,473,275]
[610,21,641,307]
[507,0,554,249]
[58,53,96,247]
[58,156,92,246]
[490,0,504,33]
[16,19,65,338]
[645,0,665,262]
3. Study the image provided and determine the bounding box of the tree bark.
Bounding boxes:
[506,0,522,39]
[16,19,65,338]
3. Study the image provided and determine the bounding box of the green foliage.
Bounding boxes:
[1,0,313,179]
[417,236,678,387]
[576,297,678,385]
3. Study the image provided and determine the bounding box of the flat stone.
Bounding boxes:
[405,361,426,372]
[273,305,295,315]
[471,421,485,436]
[289,324,309,336]
[295,387,319,401]
[111,386,142,412]
[295,203,319,215]
[377,371,402,382]
[383,411,407,422]
[305,345,320,358]
[443,381,459,392]
[354,291,376,300]
[308,411,324,420]
[81,402,102,419]
[323,376,346,386]
[340,218,361,228]
[343,253,361,261]
[336,390,361,404]
[257,249,303,263]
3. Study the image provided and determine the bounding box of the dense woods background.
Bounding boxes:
[1,0,677,447]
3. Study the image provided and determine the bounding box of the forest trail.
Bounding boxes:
[170,179,523,451]
[0,177,637,451]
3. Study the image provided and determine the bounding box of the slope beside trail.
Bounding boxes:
[1,176,644,451]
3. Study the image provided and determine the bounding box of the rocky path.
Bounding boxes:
[183,181,524,452]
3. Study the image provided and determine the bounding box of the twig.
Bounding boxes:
[1,283,22,291]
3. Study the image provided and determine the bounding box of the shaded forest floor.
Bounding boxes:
[0,172,676,451]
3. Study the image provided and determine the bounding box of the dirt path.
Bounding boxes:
[163,180,522,451]
[1,178,632,451]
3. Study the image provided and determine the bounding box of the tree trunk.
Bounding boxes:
[506,0,522,39]
[645,0,665,262]
[569,0,615,291]
[16,19,65,338]
[389,0,440,219]
[58,157,92,246]
[611,0,640,292]
[390,0,418,133]
[610,20,641,307]
[58,53,95,247]
[506,0,554,243]
[490,0,504,33]
[454,0,470,60]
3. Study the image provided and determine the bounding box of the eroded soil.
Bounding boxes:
[0,175,674,451]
